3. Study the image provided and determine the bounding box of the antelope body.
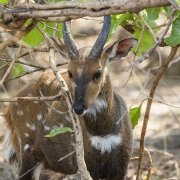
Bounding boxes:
[5,16,136,180]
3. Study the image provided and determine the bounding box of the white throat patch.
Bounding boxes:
[90,134,122,154]
[85,98,107,119]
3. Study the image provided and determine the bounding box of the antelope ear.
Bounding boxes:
[104,38,137,62]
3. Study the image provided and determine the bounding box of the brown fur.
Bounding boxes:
[5,39,135,180]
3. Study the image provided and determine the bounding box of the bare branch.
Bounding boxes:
[0,21,37,51]
[136,45,179,180]
[0,94,63,102]
[58,151,76,162]
[167,0,180,10]
[5,62,68,82]
[49,48,92,179]
[0,0,171,22]
[144,148,152,180]
[0,44,22,88]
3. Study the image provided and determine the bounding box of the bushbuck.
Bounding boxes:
[5,16,137,180]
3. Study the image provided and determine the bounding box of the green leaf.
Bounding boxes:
[163,7,172,15]
[165,16,180,47]
[45,127,73,138]
[146,7,162,21]
[23,25,44,47]
[108,13,134,40]
[0,0,9,4]
[12,63,25,78]
[133,29,154,55]
[129,106,141,129]
[176,0,180,5]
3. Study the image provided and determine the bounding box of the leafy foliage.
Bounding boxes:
[129,105,141,129]
[109,13,134,40]
[133,28,155,55]
[12,63,25,78]
[176,0,180,4]
[23,26,44,47]
[45,127,73,138]
[0,0,9,4]
[21,4,178,53]
[23,22,63,46]
[165,15,180,47]
[43,22,63,38]
[146,7,162,21]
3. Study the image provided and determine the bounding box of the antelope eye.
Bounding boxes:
[92,70,102,81]
[68,70,73,79]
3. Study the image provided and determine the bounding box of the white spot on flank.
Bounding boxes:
[34,101,39,104]
[17,109,24,116]
[85,98,108,119]
[91,134,122,154]
[37,114,42,121]
[24,133,30,137]
[24,144,30,151]
[26,123,36,131]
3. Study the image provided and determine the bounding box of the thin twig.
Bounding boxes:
[0,21,37,51]
[49,48,92,179]
[5,62,68,82]
[144,148,152,180]
[129,7,176,69]
[16,163,39,180]
[39,90,67,115]
[0,63,8,70]
[0,94,63,103]
[136,46,179,180]
[140,12,163,73]
[0,44,22,87]
[123,21,145,87]
[167,0,180,10]
[0,58,45,70]
[58,150,76,162]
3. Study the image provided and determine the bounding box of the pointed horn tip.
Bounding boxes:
[63,21,79,60]
[88,16,111,60]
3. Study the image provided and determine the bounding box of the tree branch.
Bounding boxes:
[0,0,171,22]
[49,48,92,180]
[0,94,63,102]
[136,45,179,180]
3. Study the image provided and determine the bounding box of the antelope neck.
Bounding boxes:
[83,76,119,136]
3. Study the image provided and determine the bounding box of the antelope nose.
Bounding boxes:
[73,103,85,115]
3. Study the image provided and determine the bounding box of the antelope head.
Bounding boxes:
[63,16,137,115]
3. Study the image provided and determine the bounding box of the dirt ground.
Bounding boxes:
[0,18,180,180]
